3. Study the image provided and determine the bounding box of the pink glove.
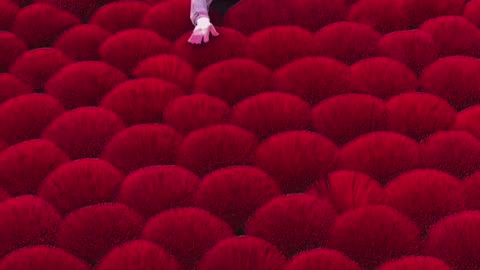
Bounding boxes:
[188,17,219,44]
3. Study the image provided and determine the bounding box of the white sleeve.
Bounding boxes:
[190,0,214,26]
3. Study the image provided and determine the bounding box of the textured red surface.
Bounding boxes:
[1,1,480,269]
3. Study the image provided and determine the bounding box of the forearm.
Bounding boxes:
[190,0,213,25]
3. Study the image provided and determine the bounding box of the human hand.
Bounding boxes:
[188,17,220,44]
